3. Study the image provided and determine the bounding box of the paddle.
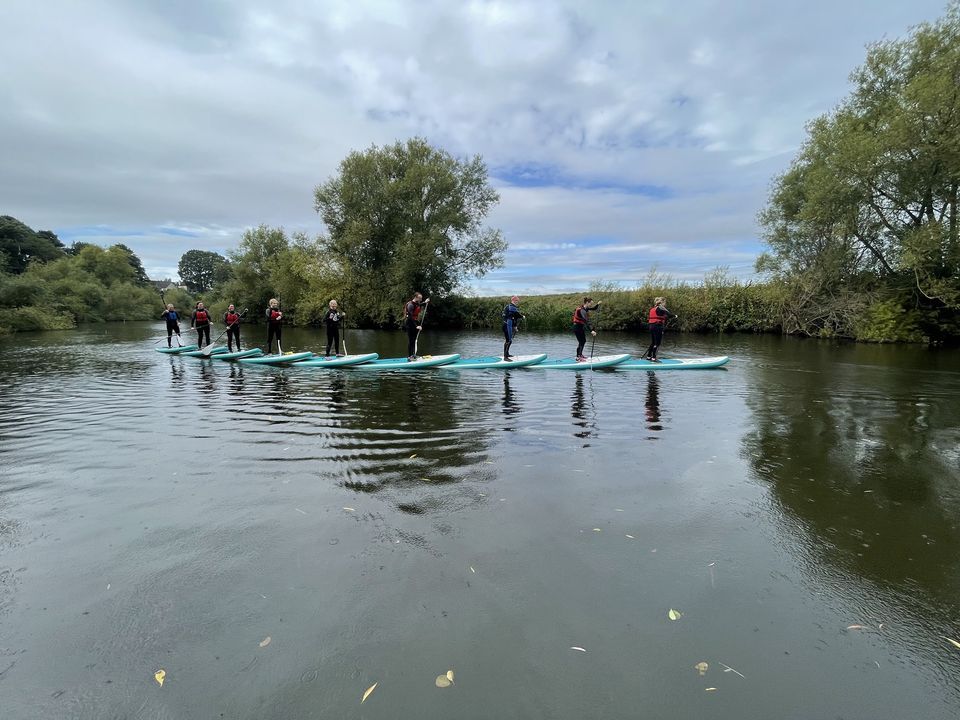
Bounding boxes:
[589,302,600,366]
[340,303,349,356]
[156,291,184,347]
[414,298,429,357]
[200,308,248,356]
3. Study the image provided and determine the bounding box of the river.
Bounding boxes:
[1,323,958,719]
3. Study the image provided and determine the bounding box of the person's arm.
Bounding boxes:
[190,310,197,328]
[657,306,677,320]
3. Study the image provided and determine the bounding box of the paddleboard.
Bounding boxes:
[211,348,264,361]
[442,353,548,369]
[292,353,379,368]
[238,351,315,365]
[179,346,229,357]
[156,344,199,354]
[349,354,460,369]
[617,355,730,370]
[535,353,631,370]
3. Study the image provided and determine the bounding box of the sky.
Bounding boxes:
[0,0,949,294]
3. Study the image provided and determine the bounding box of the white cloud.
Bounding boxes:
[0,0,947,290]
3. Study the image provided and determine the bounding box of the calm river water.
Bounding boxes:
[1,323,959,719]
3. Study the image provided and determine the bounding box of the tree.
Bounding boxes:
[113,243,149,284]
[0,215,65,273]
[313,137,506,324]
[178,249,231,293]
[758,3,960,340]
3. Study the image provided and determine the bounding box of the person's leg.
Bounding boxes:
[575,325,586,358]
[276,326,282,352]
[503,323,513,359]
[234,326,241,351]
[333,328,340,354]
[407,326,417,358]
[650,325,664,359]
[325,327,333,355]
[266,325,275,353]
[167,324,173,347]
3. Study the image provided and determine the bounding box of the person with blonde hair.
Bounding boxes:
[502,295,524,360]
[265,298,283,353]
[643,296,677,362]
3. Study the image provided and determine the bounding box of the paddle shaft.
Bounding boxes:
[341,304,348,355]
[200,309,248,355]
[589,305,599,364]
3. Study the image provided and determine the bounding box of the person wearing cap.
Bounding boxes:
[502,295,525,360]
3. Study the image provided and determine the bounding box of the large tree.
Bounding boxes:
[0,216,65,274]
[313,137,506,324]
[177,249,231,293]
[758,3,960,339]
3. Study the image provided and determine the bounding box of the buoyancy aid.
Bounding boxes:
[648,307,663,325]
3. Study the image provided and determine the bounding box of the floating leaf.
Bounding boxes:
[625,534,635,539]
[294,508,307,515]
[668,609,683,621]
[154,669,166,687]
[705,687,717,692]
[259,636,271,648]
[470,567,475,574]
[847,624,867,630]
[570,646,586,652]
[343,507,355,512]
[435,675,451,688]
[592,528,602,532]
[694,661,708,676]
[446,669,455,683]
[945,637,960,650]
[409,454,418,459]
[361,682,378,704]
[719,663,745,678]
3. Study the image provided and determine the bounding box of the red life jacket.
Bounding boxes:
[269,309,281,322]
[225,312,239,325]
[406,302,421,322]
[648,307,663,325]
[572,306,586,324]
[195,309,209,323]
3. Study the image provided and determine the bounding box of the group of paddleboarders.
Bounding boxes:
[161,292,677,361]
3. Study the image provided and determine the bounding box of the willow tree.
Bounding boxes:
[758,3,960,340]
[313,138,506,325]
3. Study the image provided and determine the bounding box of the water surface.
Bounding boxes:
[1,324,958,719]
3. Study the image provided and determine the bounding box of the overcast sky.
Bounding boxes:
[0,0,948,293]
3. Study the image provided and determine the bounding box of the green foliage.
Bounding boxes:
[313,137,506,325]
[759,2,960,341]
[852,296,926,343]
[0,215,65,274]
[177,249,231,293]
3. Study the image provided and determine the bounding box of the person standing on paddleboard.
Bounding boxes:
[502,295,524,360]
[572,297,602,361]
[404,292,429,360]
[324,300,346,357]
[642,296,677,362]
[265,298,283,354]
[161,303,182,348]
[191,302,212,348]
[223,304,242,352]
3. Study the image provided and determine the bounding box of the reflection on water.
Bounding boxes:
[1,325,959,719]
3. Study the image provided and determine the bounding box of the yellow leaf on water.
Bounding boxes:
[705,687,717,692]
[343,507,355,512]
[570,646,587,652]
[435,675,451,688]
[154,669,166,687]
[470,566,475,574]
[446,669,455,683]
[625,534,635,539]
[361,682,378,704]
[668,609,682,621]
[409,454,417,459]
[259,636,271,648]
[592,528,602,532]
[694,662,709,676]
[945,637,960,650]
[847,624,867,630]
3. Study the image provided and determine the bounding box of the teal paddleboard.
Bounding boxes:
[535,353,631,370]
[211,348,264,361]
[179,346,229,357]
[239,351,315,365]
[616,355,730,370]
[292,353,379,368]
[349,354,460,369]
[156,344,199,354]
[442,353,548,369]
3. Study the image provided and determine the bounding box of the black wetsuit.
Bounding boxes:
[265,307,282,353]
[644,306,676,360]
[404,300,424,358]
[324,309,343,356]
[572,304,599,358]
[192,308,211,347]
[161,310,181,347]
[502,303,523,359]
[223,311,242,352]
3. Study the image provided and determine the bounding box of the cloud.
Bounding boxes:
[0,0,946,291]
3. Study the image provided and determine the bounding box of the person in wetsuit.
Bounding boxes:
[502,295,524,360]
[404,292,429,360]
[223,304,242,352]
[572,297,602,360]
[161,303,181,347]
[265,298,283,353]
[324,300,345,356]
[643,296,677,362]
[191,302,211,348]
